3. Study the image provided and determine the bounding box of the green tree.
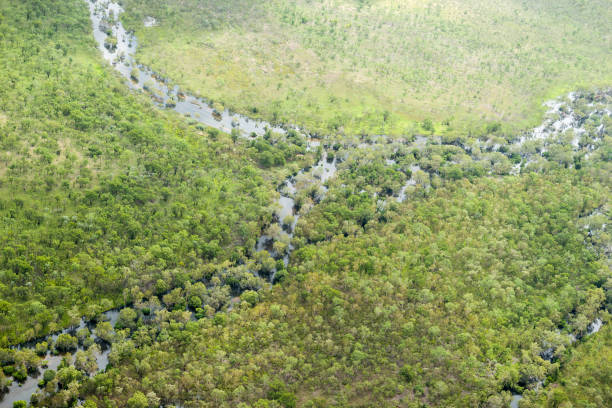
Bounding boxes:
[422,119,434,133]
[55,334,77,352]
[127,391,148,408]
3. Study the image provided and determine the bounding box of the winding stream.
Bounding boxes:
[87,0,287,138]
[1,2,336,405]
[0,0,609,406]
[0,311,119,408]
[86,0,341,278]
[256,149,337,279]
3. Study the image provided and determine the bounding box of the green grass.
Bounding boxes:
[122,0,611,137]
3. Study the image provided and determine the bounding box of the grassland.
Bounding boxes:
[121,0,611,137]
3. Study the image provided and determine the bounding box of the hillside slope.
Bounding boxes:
[122,0,611,135]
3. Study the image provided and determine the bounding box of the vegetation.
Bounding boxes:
[0,0,610,407]
[30,169,608,408]
[121,0,611,136]
[522,324,612,408]
[0,0,309,346]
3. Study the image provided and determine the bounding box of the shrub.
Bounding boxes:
[240,290,259,306]
[127,391,148,408]
[54,333,78,352]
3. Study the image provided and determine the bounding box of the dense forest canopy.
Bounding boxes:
[69,173,610,408]
[0,0,610,407]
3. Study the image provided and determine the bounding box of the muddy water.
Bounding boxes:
[0,354,62,408]
[510,394,523,408]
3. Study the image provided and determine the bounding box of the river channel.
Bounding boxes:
[0,0,609,406]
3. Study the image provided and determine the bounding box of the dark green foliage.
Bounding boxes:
[43,369,56,383]
[400,365,415,382]
[127,391,148,408]
[12,369,27,382]
[241,289,259,306]
[268,380,297,408]
[54,334,77,352]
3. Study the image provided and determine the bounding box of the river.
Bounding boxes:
[0,0,609,406]
[1,1,338,405]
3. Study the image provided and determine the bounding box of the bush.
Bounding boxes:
[268,380,296,408]
[54,333,78,352]
[400,365,415,382]
[82,401,98,408]
[422,119,434,133]
[13,368,27,382]
[213,313,227,326]
[127,391,148,408]
[240,290,259,306]
[43,369,56,383]
[188,295,202,309]
[116,308,138,331]
[94,321,115,343]
[34,342,48,356]
[282,215,295,229]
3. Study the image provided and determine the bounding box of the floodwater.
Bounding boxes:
[1,1,608,406]
[0,311,118,408]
